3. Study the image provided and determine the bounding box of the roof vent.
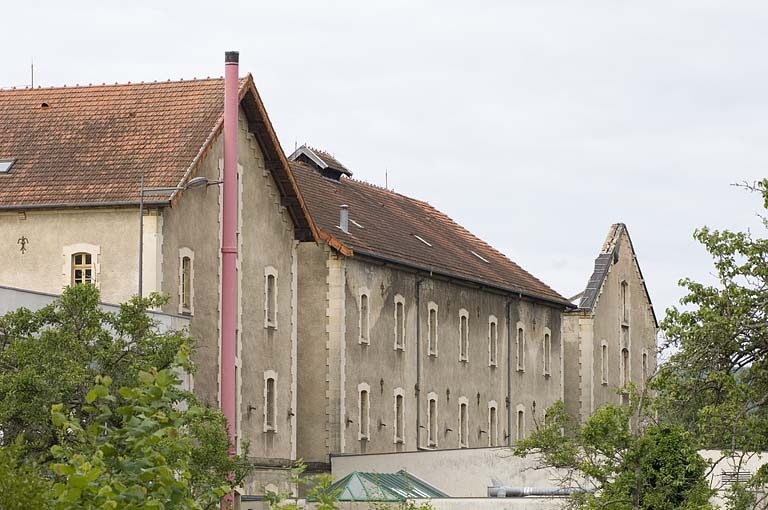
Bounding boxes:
[339,204,349,233]
[40,102,49,108]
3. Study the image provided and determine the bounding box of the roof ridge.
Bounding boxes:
[0,76,230,92]
[344,176,434,206]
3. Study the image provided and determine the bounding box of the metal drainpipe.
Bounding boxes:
[138,174,144,298]
[221,50,239,457]
[506,298,512,447]
[416,278,423,449]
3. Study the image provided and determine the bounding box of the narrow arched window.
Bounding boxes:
[459,309,469,362]
[459,399,469,448]
[360,293,370,344]
[427,393,438,447]
[394,389,405,444]
[359,384,370,440]
[488,403,498,447]
[488,316,498,367]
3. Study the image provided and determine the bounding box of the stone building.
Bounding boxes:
[0,75,317,493]
[562,223,658,423]
[0,63,660,498]
[289,146,573,470]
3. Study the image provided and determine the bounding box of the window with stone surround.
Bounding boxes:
[427,302,438,356]
[394,294,405,350]
[488,315,498,367]
[459,309,469,362]
[264,266,278,329]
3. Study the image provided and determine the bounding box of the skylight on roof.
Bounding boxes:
[470,250,490,263]
[414,234,432,247]
[0,159,15,173]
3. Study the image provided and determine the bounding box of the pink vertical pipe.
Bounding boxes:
[222,51,239,457]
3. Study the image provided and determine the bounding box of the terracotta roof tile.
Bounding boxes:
[0,79,227,206]
[290,158,570,306]
[0,77,318,241]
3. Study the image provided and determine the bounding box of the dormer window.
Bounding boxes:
[287,145,352,181]
[0,159,15,173]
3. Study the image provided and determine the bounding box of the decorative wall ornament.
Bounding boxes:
[17,236,28,254]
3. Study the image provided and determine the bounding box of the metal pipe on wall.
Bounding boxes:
[138,174,144,297]
[506,298,512,447]
[416,278,423,449]
[221,50,239,455]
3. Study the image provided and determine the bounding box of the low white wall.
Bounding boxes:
[245,498,566,510]
[0,284,190,332]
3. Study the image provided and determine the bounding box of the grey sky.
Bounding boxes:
[4,1,768,323]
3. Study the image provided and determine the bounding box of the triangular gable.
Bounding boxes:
[578,223,658,327]
[172,74,317,242]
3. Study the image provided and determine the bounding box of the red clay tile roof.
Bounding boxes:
[0,77,317,240]
[310,148,351,176]
[290,158,570,306]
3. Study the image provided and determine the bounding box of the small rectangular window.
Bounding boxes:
[459,402,468,448]
[543,332,551,376]
[601,343,608,385]
[72,252,93,285]
[516,409,525,442]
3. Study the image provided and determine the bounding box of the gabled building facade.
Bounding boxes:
[0,75,317,493]
[562,223,658,423]
[290,146,573,468]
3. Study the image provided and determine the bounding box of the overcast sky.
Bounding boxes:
[4,1,767,325]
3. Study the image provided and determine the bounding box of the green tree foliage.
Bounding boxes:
[0,436,51,509]
[657,179,768,505]
[0,285,249,508]
[659,180,768,453]
[514,400,714,510]
[0,285,183,455]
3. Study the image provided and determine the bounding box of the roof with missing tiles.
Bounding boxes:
[579,223,658,326]
[0,76,316,240]
[290,147,570,306]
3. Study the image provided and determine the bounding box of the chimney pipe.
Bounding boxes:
[221,50,239,463]
[340,204,349,233]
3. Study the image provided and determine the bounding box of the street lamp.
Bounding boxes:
[138,175,222,297]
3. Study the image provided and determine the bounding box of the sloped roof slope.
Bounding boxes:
[323,470,448,502]
[290,151,570,306]
[0,76,316,240]
[579,223,658,326]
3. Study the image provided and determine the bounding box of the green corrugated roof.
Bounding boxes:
[318,470,448,502]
